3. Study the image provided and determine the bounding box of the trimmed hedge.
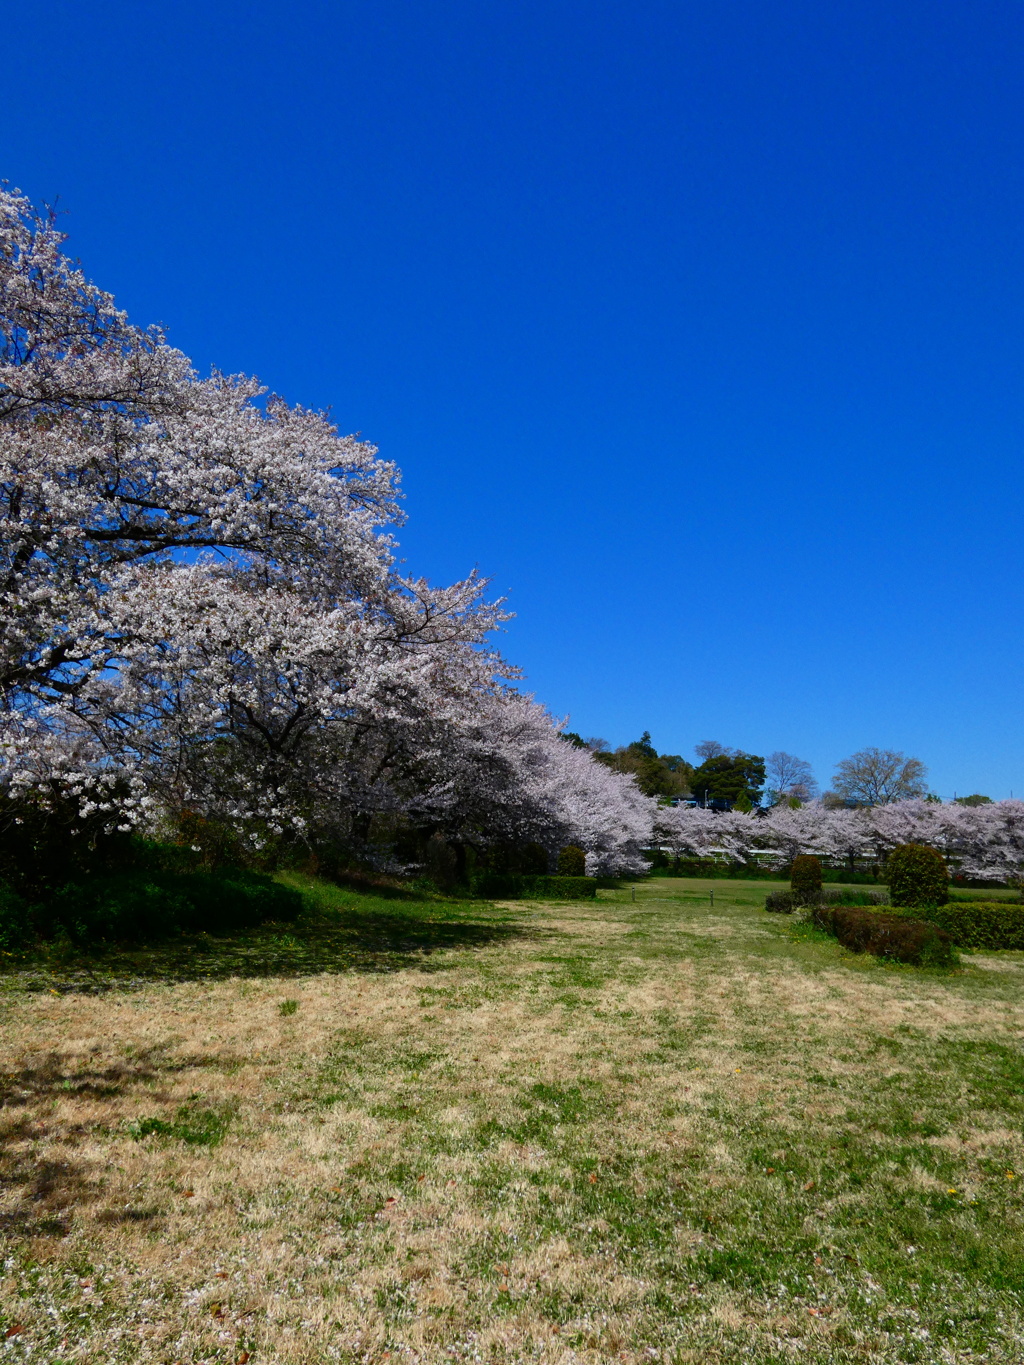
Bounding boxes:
[765,887,887,915]
[470,873,597,900]
[887,843,949,907]
[655,860,884,883]
[791,855,823,901]
[811,904,957,967]
[657,859,784,880]
[557,846,587,877]
[765,891,800,914]
[906,901,1024,950]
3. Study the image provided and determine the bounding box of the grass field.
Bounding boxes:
[2,875,1024,1363]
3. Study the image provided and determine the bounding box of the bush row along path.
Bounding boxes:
[2,875,1024,1363]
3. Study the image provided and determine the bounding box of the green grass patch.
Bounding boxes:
[127,1100,234,1147]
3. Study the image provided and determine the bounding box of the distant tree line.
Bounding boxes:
[560,735,985,812]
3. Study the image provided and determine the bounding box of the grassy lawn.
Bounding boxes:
[2,875,1024,1363]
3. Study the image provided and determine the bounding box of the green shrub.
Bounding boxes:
[791,855,823,902]
[472,842,550,877]
[520,843,550,875]
[470,873,596,900]
[164,808,245,869]
[535,875,596,900]
[469,872,519,898]
[0,786,136,902]
[557,846,587,877]
[765,891,800,914]
[819,888,887,907]
[906,902,1024,950]
[765,886,887,915]
[811,904,956,967]
[0,881,31,950]
[886,843,948,907]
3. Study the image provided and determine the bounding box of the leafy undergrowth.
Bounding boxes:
[0,872,522,992]
[2,876,1024,1362]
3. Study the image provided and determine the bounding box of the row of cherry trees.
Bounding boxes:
[3,188,1017,884]
[0,188,650,875]
[656,800,1024,882]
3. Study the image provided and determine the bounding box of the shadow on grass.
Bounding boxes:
[0,1145,86,1238]
[0,896,526,993]
[0,1046,197,1238]
[308,868,466,903]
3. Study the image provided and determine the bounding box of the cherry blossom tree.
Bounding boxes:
[654,798,1024,884]
[1,187,405,793]
[955,800,1024,882]
[1,187,656,875]
[654,804,762,865]
[867,798,1024,883]
[762,802,865,868]
[394,694,655,874]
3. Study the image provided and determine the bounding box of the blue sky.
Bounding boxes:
[7,1,1024,797]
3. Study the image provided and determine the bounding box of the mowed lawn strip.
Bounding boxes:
[2,875,1024,1363]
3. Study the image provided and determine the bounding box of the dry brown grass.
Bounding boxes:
[3,878,1024,1362]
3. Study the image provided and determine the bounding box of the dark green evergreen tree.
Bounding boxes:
[690,752,765,807]
[595,732,694,801]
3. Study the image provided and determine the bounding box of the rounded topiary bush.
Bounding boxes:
[887,843,948,908]
[520,843,549,876]
[557,845,587,877]
[791,854,823,903]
